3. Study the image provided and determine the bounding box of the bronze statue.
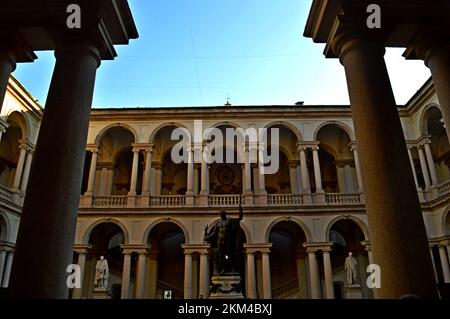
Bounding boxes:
[204,198,243,276]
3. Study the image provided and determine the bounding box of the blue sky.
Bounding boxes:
[13,0,431,107]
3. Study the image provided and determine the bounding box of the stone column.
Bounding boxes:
[129,147,140,196]
[142,145,154,196]
[311,145,323,193]
[335,35,437,298]
[351,143,364,192]
[429,247,439,283]
[361,241,374,266]
[252,165,260,194]
[136,247,150,299]
[12,141,27,190]
[9,44,102,299]
[183,251,193,299]
[261,250,272,299]
[121,252,132,299]
[423,140,439,186]
[306,248,319,299]
[245,250,257,299]
[438,245,450,283]
[407,145,420,189]
[289,162,298,193]
[0,51,16,110]
[148,251,158,298]
[72,245,91,299]
[198,250,209,298]
[447,244,450,266]
[1,251,13,287]
[417,146,431,189]
[85,146,99,195]
[20,149,33,193]
[185,145,194,205]
[322,248,335,299]
[298,145,310,193]
[244,145,252,195]
[199,145,209,205]
[425,45,450,143]
[0,250,6,284]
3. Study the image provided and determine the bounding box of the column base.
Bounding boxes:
[80,195,93,208]
[137,195,150,207]
[244,192,254,206]
[209,275,244,299]
[256,193,267,205]
[127,195,137,208]
[302,193,312,205]
[93,288,111,299]
[185,195,195,206]
[313,192,326,204]
[198,194,209,206]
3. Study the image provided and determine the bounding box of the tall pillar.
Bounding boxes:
[186,146,194,206]
[306,248,319,299]
[142,145,154,196]
[335,35,437,298]
[407,145,420,189]
[351,143,364,192]
[0,51,16,110]
[12,141,27,190]
[289,163,298,193]
[9,44,102,298]
[198,250,209,298]
[200,147,209,196]
[311,145,323,193]
[19,149,33,193]
[183,251,193,299]
[0,250,6,284]
[246,251,257,299]
[72,245,91,299]
[429,247,439,283]
[423,140,439,186]
[322,248,335,299]
[85,146,99,195]
[298,145,310,193]
[136,248,150,299]
[417,146,431,189]
[121,252,132,299]
[244,145,252,194]
[1,251,13,287]
[438,245,450,283]
[261,250,271,299]
[129,147,140,196]
[425,45,450,143]
[148,251,158,298]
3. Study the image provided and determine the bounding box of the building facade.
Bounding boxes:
[0,77,449,299]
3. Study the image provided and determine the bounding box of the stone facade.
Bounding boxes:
[0,76,449,299]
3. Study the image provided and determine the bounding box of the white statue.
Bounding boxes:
[344,252,358,286]
[94,256,109,290]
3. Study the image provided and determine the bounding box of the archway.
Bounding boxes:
[316,125,355,193]
[147,222,186,299]
[328,219,370,299]
[83,222,126,299]
[269,221,308,299]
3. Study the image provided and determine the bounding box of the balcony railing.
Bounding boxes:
[92,196,128,208]
[267,193,303,206]
[272,279,299,299]
[0,184,14,201]
[437,180,450,196]
[150,195,186,207]
[325,193,363,205]
[209,194,240,207]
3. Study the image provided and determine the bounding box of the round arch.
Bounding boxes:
[318,143,338,159]
[207,121,242,130]
[324,215,369,242]
[142,218,190,244]
[314,121,355,141]
[149,122,189,144]
[94,123,138,145]
[420,103,444,136]
[82,218,130,245]
[5,110,30,140]
[441,208,450,236]
[265,217,312,243]
[264,121,303,142]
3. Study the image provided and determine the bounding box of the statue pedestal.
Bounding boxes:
[344,285,362,299]
[209,274,244,299]
[93,288,110,299]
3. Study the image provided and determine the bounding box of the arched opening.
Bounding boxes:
[0,112,27,189]
[152,125,187,195]
[328,219,370,299]
[208,125,244,195]
[147,222,186,299]
[82,222,126,299]
[423,106,450,183]
[0,215,7,242]
[316,125,355,193]
[269,221,308,299]
[264,124,300,194]
[82,126,138,196]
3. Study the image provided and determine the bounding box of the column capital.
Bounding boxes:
[0,242,15,252]
[297,141,319,151]
[86,144,100,154]
[138,143,155,153]
[131,143,144,153]
[350,142,358,152]
[181,244,210,255]
[121,244,151,255]
[0,118,9,132]
[360,240,372,251]
[417,136,432,147]
[406,141,418,150]
[73,244,93,254]
[243,243,272,254]
[303,242,333,252]
[288,161,299,169]
[18,139,34,151]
